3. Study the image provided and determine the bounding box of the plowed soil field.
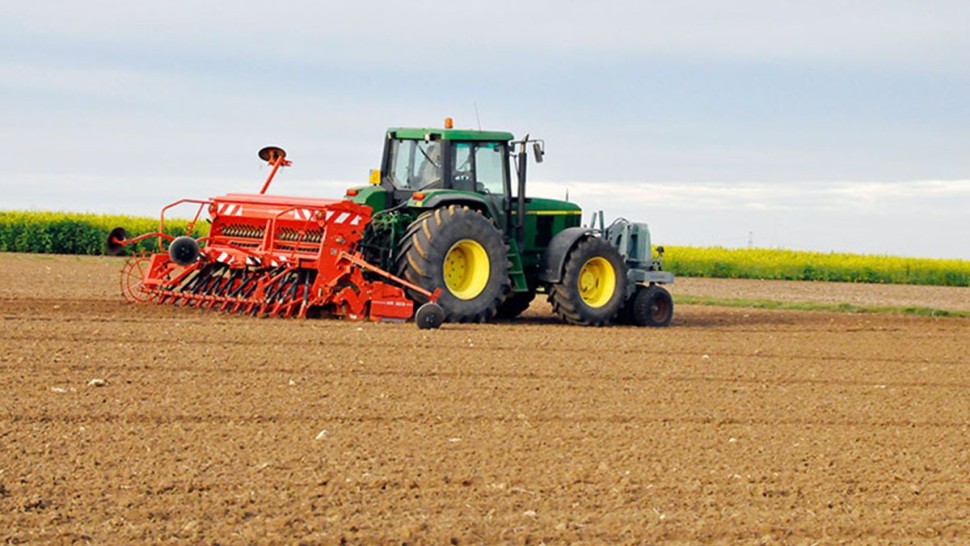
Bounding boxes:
[1,253,968,544]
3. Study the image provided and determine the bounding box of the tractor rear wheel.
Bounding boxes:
[396,205,510,322]
[549,237,627,326]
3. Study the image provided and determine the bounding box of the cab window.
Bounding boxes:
[448,142,507,194]
[475,143,506,194]
[452,142,474,191]
[386,139,443,190]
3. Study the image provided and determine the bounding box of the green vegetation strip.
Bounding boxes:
[676,294,970,318]
[0,210,208,256]
[664,245,970,287]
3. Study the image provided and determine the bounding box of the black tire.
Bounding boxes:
[414,302,445,329]
[495,289,536,320]
[396,205,510,323]
[549,237,627,326]
[393,210,433,267]
[629,285,673,327]
[168,236,200,266]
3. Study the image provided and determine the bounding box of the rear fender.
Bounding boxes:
[538,227,594,284]
[415,192,500,221]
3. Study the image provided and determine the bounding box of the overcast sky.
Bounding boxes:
[2,1,969,258]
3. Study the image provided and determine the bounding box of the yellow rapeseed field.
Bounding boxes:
[663,245,970,287]
[0,210,207,255]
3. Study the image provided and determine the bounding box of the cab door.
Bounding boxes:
[450,141,510,230]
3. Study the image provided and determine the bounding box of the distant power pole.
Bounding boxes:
[748,231,754,247]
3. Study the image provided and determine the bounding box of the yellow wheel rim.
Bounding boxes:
[443,239,490,300]
[578,257,616,308]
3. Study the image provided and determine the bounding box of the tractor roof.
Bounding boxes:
[388,127,515,142]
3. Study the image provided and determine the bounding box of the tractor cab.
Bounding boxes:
[381,130,510,196]
[376,124,514,226]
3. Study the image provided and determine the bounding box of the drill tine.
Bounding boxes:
[271,273,299,317]
[208,268,235,308]
[178,264,212,306]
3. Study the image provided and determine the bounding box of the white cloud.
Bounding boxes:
[525,179,970,258]
[6,1,969,73]
[0,61,172,100]
[536,179,970,216]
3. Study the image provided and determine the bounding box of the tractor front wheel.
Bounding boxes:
[549,237,627,326]
[396,205,510,323]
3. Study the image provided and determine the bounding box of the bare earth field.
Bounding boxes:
[1,253,968,544]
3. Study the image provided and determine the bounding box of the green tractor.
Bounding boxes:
[346,120,674,326]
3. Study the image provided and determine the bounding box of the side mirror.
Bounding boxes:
[532,141,544,163]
